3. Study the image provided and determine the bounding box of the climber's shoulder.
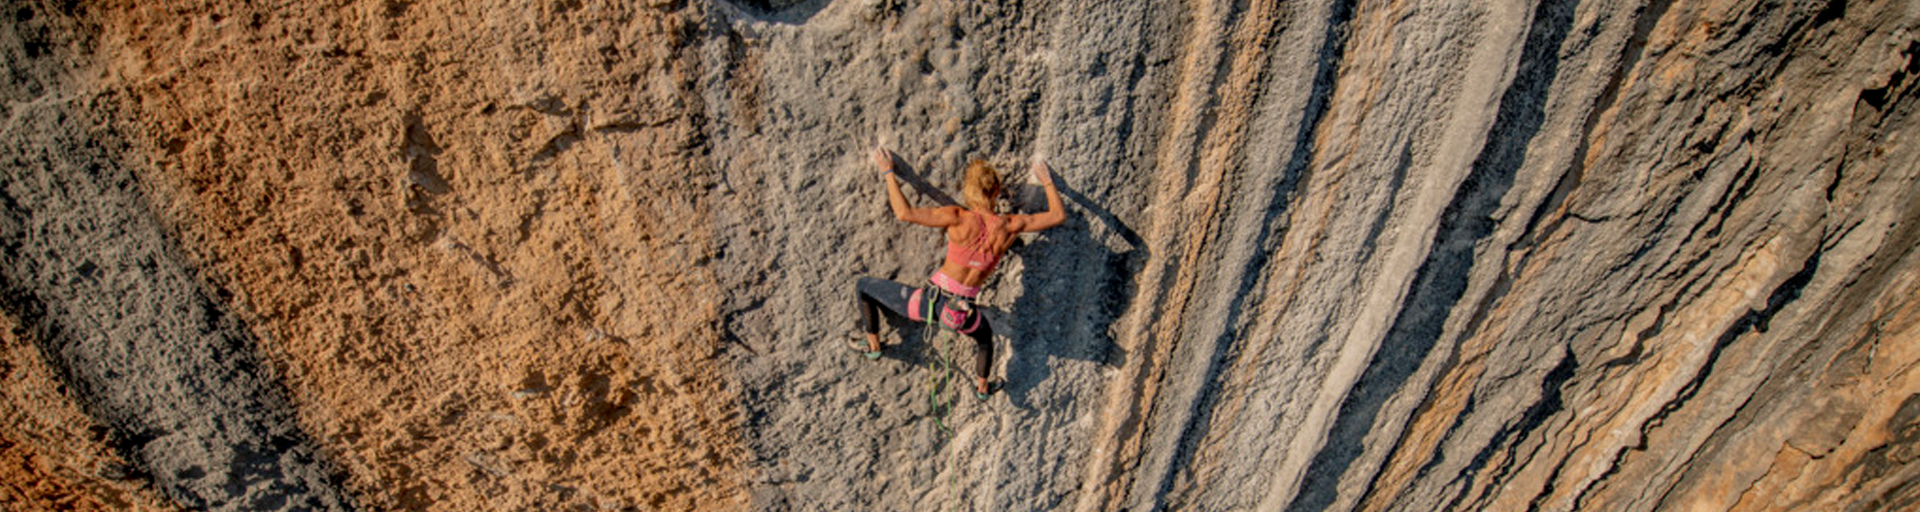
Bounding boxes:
[901,204,963,228]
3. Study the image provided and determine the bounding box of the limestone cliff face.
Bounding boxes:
[2,0,1916,511]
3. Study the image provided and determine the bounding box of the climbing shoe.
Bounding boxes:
[975,381,995,401]
[850,339,882,360]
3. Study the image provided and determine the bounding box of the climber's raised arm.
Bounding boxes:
[875,147,960,228]
[1015,156,1065,232]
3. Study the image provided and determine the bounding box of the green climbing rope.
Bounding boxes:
[920,289,963,509]
[924,299,956,435]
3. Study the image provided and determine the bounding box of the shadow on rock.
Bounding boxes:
[711,0,834,26]
[1000,176,1144,411]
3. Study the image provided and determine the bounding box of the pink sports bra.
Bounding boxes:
[944,209,1005,275]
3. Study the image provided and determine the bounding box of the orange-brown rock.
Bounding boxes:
[0,314,177,512]
[97,0,744,510]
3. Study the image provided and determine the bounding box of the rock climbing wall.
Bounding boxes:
[6,0,742,510]
[3,0,1917,511]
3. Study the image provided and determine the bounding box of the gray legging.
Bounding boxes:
[854,276,994,380]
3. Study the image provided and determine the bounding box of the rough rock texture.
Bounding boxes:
[710,1,1920,510]
[2,2,350,509]
[87,1,747,510]
[3,0,1919,511]
[0,313,178,511]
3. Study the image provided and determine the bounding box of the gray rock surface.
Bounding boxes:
[698,0,1920,510]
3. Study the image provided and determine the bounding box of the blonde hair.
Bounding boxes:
[963,160,1003,211]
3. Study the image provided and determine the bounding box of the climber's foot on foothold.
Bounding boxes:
[975,379,994,401]
[850,338,882,360]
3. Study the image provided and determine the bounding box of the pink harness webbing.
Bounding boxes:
[928,271,980,298]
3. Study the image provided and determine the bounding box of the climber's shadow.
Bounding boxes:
[713,0,830,25]
[998,177,1144,411]
[881,157,959,207]
[873,313,943,369]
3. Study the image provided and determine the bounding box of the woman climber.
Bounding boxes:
[853,146,1065,399]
